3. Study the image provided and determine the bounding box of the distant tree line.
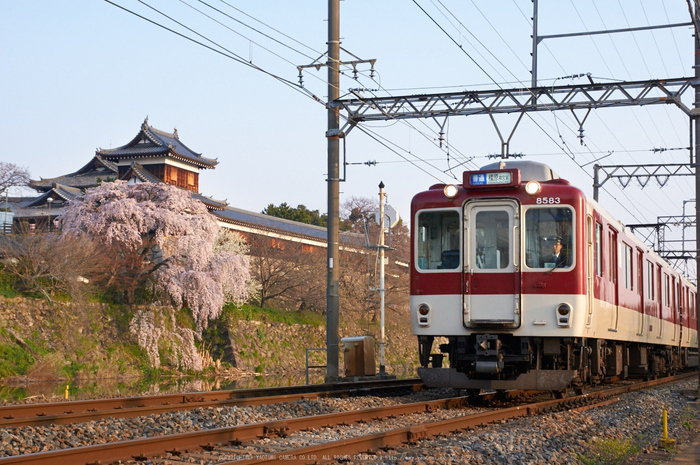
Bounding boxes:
[263,202,356,231]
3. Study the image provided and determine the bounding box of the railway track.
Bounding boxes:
[0,372,694,464]
[0,377,422,427]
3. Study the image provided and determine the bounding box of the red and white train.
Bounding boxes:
[411,160,698,394]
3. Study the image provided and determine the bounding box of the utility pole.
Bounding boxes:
[378,181,387,375]
[694,2,700,400]
[325,0,341,382]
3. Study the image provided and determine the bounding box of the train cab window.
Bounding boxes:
[524,207,573,269]
[416,210,460,270]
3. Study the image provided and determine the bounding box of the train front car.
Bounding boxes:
[413,160,595,394]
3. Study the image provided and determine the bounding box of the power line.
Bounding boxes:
[196,0,319,61]
[217,0,323,57]
[105,0,323,104]
[411,0,504,89]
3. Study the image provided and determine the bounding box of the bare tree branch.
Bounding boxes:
[0,162,30,195]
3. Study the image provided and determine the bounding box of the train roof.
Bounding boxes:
[479,160,561,182]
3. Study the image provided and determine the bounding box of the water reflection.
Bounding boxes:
[0,366,417,403]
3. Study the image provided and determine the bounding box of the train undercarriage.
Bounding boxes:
[417,335,699,394]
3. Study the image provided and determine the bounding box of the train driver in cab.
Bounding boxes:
[542,235,569,268]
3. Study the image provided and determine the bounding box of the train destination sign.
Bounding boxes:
[464,168,521,189]
[471,172,511,185]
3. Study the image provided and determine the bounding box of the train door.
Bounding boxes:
[658,265,664,339]
[683,285,690,344]
[463,199,520,327]
[672,277,679,343]
[586,216,594,326]
[636,249,644,336]
[608,227,619,331]
[645,259,656,336]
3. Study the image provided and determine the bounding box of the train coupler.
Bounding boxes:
[474,334,504,374]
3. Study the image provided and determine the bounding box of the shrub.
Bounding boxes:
[578,437,641,465]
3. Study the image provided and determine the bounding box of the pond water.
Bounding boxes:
[0,365,417,403]
[0,371,318,403]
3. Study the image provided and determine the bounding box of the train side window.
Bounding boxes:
[524,206,573,269]
[646,260,654,300]
[637,249,644,296]
[608,229,617,283]
[416,210,460,270]
[690,291,695,319]
[595,222,603,277]
[621,243,633,290]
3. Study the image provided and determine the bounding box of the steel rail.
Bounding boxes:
[227,372,698,465]
[0,373,692,465]
[0,378,421,426]
[0,396,471,464]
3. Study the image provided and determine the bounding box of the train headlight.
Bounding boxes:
[556,303,572,328]
[443,184,459,198]
[525,180,541,195]
[417,303,431,327]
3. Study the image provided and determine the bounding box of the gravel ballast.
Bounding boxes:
[0,380,697,464]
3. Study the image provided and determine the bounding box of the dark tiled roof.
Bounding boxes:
[193,192,229,210]
[26,184,80,207]
[120,162,162,184]
[28,155,118,192]
[97,118,218,169]
[213,206,364,247]
[10,178,363,250]
[7,184,80,219]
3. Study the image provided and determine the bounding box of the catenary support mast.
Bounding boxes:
[694,2,700,399]
[326,0,341,382]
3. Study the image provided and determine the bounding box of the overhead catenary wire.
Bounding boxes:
[110,0,476,186]
[411,2,593,163]
[106,0,692,230]
[413,0,691,225]
[559,0,691,218]
[196,0,320,61]
[105,0,324,104]
[206,0,479,177]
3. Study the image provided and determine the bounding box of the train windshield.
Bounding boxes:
[524,207,574,269]
[416,210,460,270]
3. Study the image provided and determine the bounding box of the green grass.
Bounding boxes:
[578,437,641,465]
[0,268,18,298]
[0,343,35,377]
[224,303,325,326]
[24,331,54,357]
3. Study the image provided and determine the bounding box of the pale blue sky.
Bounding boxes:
[0,1,695,242]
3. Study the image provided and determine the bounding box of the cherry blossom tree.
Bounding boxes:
[61,181,250,332]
